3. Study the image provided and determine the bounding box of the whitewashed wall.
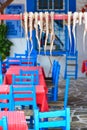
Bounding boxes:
[76,0,87,12]
[9,0,87,77]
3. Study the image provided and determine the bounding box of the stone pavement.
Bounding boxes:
[24,77,87,129]
[49,78,87,130]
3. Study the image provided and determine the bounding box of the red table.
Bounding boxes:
[4,66,47,92]
[81,60,87,73]
[0,111,28,130]
[1,85,48,112]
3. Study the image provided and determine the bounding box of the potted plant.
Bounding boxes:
[0,24,13,60]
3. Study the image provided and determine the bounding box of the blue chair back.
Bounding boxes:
[0,88,12,110]
[48,61,60,101]
[15,52,27,58]
[11,74,37,126]
[64,77,70,109]
[52,60,60,84]
[34,107,70,130]
[6,57,21,67]
[0,116,8,130]
[20,58,36,66]
[12,74,34,85]
[10,81,37,110]
[20,69,39,85]
[52,64,60,101]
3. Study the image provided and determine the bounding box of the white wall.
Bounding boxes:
[76,0,87,12]
[9,0,87,78]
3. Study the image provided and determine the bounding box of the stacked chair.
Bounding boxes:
[33,77,70,130]
[46,60,60,101]
[0,53,71,129]
[34,107,70,130]
[6,57,37,68]
[20,69,39,85]
[20,58,36,66]
[11,75,37,110]
[11,74,38,129]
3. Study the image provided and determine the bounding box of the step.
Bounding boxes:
[67,71,76,73]
[67,57,77,59]
[66,74,75,77]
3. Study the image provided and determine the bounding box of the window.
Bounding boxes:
[5,4,24,38]
[37,0,64,10]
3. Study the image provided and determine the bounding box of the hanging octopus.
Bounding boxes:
[72,12,78,52]
[50,12,55,55]
[67,12,72,51]
[24,12,28,40]
[34,12,41,53]
[39,12,44,42]
[83,12,87,52]
[78,12,83,26]
[44,12,49,54]
[28,12,34,56]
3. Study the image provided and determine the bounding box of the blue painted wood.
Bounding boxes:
[20,69,39,85]
[5,4,24,38]
[0,88,13,110]
[26,0,69,56]
[20,58,36,66]
[53,63,60,101]
[64,51,78,79]
[10,83,37,110]
[64,78,70,109]
[69,0,76,12]
[48,60,60,101]
[6,56,37,68]
[34,107,70,130]
[6,57,21,68]
[0,116,8,130]
[39,50,66,56]
[12,74,37,126]
[26,0,36,12]
[15,53,28,58]
[12,75,34,85]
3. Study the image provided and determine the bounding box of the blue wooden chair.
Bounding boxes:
[48,61,60,101]
[14,51,28,58]
[0,88,13,111]
[6,57,21,68]
[20,58,36,66]
[63,78,70,109]
[52,60,58,83]
[34,107,70,130]
[0,116,8,130]
[10,79,37,110]
[12,74,34,85]
[10,76,37,129]
[20,69,39,85]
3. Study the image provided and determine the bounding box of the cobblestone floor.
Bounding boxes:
[49,78,87,130]
[24,77,87,129]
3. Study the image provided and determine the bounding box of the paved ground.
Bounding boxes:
[24,77,87,129]
[49,78,87,130]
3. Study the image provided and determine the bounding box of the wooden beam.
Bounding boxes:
[0,14,68,20]
[0,0,14,12]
